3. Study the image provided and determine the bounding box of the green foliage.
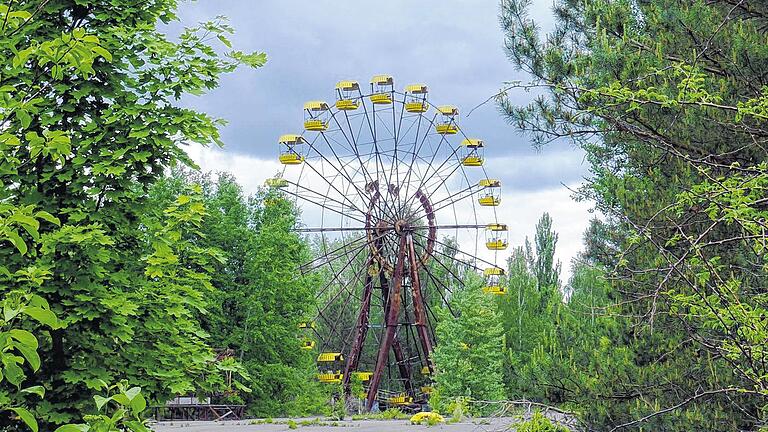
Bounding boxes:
[147,171,325,416]
[432,273,505,415]
[54,382,151,432]
[500,0,768,429]
[379,407,407,420]
[0,0,264,426]
[1,290,60,432]
[444,397,469,423]
[497,214,569,402]
[516,412,570,432]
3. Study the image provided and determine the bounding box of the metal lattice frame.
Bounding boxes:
[276,78,504,409]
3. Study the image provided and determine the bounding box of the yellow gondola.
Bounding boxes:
[387,394,414,405]
[420,386,434,394]
[461,138,484,166]
[370,74,394,104]
[421,365,431,375]
[317,372,343,383]
[298,321,316,329]
[300,339,316,350]
[483,267,506,295]
[335,80,360,110]
[436,105,459,134]
[478,179,501,206]
[279,134,305,165]
[352,371,373,382]
[404,84,428,113]
[317,352,344,363]
[486,223,508,250]
[483,285,507,295]
[265,177,288,188]
[304,101,330,131]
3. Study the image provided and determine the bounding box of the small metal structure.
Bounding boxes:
[278,134,305,165]
[304,101,330,131]
[317,352,345,383]
[387,393,414,406]
[352,371,373,382]
[275,76,508,411]
[478,179,501,206]
[404,84,429,113]
[485,223,509,250]
[483,267,506,295]
[151,350,245,421]
[265,177,288,188]
[370,75,394,104]
[335,80,360,110]
[435,105,459,134]
[461,138,484,167]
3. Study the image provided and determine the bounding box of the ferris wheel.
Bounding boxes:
[268,75,508,410]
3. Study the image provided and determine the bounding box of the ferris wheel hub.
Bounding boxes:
[394,219,410,235]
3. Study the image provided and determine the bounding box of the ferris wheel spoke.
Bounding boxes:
[401,142,465,212]
[300,235,369,274]
[302,141,374,214]
[411,224,486,230]
[299,156,371,217]
[281,187,368,226]
[409,233,465,295]
[313,245,369,319]
[406,155,466,211]
[385,97,404,208]
[285,179,367,217]
[393,104,429,214]
[360,97,401,222]
[294,226,377,233]
[413,230,499,270]
[315,252,369,329]
[399,115,446,209]
[400,103,464,201]
[429,184,484,215]
[313,133,387,218]
[327,110,399,223]
[317,276,365,355]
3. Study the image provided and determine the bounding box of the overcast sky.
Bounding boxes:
[169,0,594,280]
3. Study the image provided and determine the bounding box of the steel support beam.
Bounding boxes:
[366,234,408,410]
[407,234,435,372]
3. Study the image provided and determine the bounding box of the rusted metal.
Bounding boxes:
[392,336,414,395]
[415,189,436,264]
[342,255,375,394]
[344,189,380,395]
[366,234,408,410]
[407,234,435,373]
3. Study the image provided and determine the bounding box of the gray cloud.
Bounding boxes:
[164,1,586,185]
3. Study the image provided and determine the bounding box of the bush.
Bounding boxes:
[516,412,570,432]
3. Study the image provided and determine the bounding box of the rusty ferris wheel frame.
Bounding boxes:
[272,76,507,410]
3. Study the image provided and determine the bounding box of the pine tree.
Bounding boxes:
[432,274,505,413]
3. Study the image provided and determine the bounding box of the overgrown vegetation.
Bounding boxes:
[0,0,265,428]
[498,0,768,429]
[2,1,766,431]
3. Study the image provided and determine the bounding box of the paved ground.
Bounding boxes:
[152,417,520,432]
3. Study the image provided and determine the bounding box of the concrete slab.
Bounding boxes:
[152,417,521,432]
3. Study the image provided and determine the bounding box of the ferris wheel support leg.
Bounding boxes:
[391,336,414,395]
[342,257,375,396]
[366,234,408,411]
[407,234,435,373]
